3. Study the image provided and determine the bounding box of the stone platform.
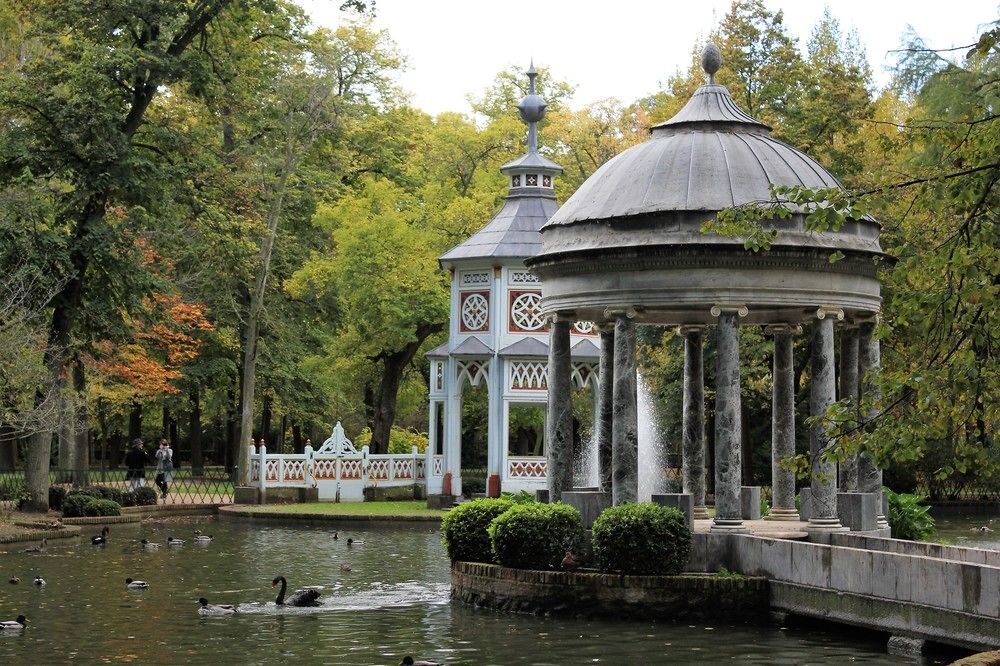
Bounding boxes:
[693,518,808,540]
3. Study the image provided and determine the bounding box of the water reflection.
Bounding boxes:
[0,517,945,665]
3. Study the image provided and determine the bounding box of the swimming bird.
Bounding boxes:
[194,534,213,542]
[125,578,149,590]
[198,598,237,616]
[33,576,45,586]
[91,527,109,545]
[401,657,440,666]
[23,538,46,553]
[976,526,994,533]
[167,536,185,546]
[0,616,26,631]
[271,576,320,607]
[561,551,581,572]
[141,539,161,549]
[347,538,365,545]
[332,531,338,540]
[8,576,19,585]
[339,563,351,573]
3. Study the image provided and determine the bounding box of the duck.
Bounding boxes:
[125,578,149,590]
[332,531,338,540]
[166,536,185,546]
[91,527,109,545]
[974,526,994,533]
[23,538,47,553]
[347,538,365,546]
[33,576,45,586]
[339,563,352,573]
[141,539,161,549]
[0,615,26,631]
[271,576,320,607]
[561,551,581,572]
[194,534,213,542]
[401,657,440,666]
[198,597,237,616]
[8,576,19,585]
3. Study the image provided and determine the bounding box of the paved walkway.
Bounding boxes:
[693,517,808,539]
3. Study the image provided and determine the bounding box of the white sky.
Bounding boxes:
[297,0,998,116]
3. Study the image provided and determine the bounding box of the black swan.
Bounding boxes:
[271,576,320,606]
[91,527,109,545]
[198,597,237,615]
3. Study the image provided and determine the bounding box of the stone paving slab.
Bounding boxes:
[693,517,808,539]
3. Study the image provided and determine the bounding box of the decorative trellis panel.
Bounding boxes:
[392,458,414,480]
[510,361,548,391]
[509,290,545,332]
[459,291,490,332]
[368,458,390,481]
[457,360,488,388]
[416,459,426,479]
[571,363,598,388]
[573,321,597,335]
[340,458,363,480]
[250,460,260,482]
[459,271,491,288]
[509,270,540,286]
[283,460,305,482]
[313,459,336,480]
[265,460,279,481]
[507,457,547,479]
[432,456,444,476]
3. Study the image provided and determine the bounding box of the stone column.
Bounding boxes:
[680,326,708,519]
[545,316,573,502]
[711,305,747,532]
[808,308,846,532]
[596,324,615,493]
[858,320,888,528]
[766,324,800,521]
[610,311,638,505]
[838,326,860,492]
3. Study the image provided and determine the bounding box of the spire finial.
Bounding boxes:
[702,43,722,84]
[517,60,546,153]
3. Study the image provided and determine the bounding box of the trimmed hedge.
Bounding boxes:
[48,486,68,511]
[488,502,583,570]
[133,486,159,506]
[83,498,122,517]
[62,493,96,517]
[441,498,513,562]
[591,502,692,575]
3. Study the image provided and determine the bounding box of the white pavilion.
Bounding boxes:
[424,66,600,502]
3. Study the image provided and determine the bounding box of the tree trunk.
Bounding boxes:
[279,413,287,453]
[292,424,302,453]
[25,429,51,511]
[261,392,272,447]
[72,357,89,488]
[190,387,203,476]
[56,388,74,482]
[225,389,237,472]
[370,322,443,454]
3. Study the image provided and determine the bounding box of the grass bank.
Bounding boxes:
[219,500,445,523]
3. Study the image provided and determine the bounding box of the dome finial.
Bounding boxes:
[702,43,722,84]
[517,60,547,153]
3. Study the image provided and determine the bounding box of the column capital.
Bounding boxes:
[814,306,845,321]
[710,304,749,318]
[543,311,575,325]
[677,324,707,336]
[763,323,802,336]
[603,307,637,320]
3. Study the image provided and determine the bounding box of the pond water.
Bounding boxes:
[931,510,999,550]
[0,517,969,665]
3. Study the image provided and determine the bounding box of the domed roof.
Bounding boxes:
[545,84,843,227]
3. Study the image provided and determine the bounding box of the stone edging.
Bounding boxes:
[218,504,443,523]
[451,561,768,620]
[0,525,82,544]
[61,514,142,525]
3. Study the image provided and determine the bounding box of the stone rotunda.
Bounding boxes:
[526,45,888,533]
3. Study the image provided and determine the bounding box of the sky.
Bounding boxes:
[297,0,999,116]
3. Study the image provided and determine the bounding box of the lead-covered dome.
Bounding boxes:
[527,47,885,326]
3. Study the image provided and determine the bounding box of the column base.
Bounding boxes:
[710,518,748,533]
[876,516,890,530]
[764,508,800,521]
[806,517,849,532]
[693,505,710,520]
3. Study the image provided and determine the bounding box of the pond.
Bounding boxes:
[0,517,969,665]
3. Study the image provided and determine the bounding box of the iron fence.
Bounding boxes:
[0,466,235,511]
[913,478,1000,503]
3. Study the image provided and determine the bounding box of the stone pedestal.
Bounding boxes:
[680,327,708,520]
[767,325,800,521]
[596,326,615,492]
[652,493,694,531]
[562,490,613,529]
[535,489,550,504]
[836,492,877,531]
[233,486,261,505]
[426,494,457,510]
[546,319,574,502]
[807,312,846,533]
[740,486,762,520]
[711,309,746,532]
[611,315,638,506]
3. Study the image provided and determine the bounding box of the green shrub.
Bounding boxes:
[72,487,104,499]
[355,426,429,454]
[48,486,68,510]
[592,503,692,575]
[83,498,122,517]
[500,490,536,504]
[62,493,96,517]
[117,490,137,507]
[440,498,513,562]
[89,486,119,500]
[885,488,935,541]
[0,480,26,502]
[461,478,486,497]
[132,486,159,506]
[488,502,583,570]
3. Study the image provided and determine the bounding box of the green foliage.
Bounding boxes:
[61,493,95,517]
[499,490,537,504]
[591,503,692,575]
[82,498,122,517]
[354,426,429,454]
[440,498,513,563]
[717,567,746,580]
[132,486,159,506]
[460,478,486,497]
[885,488,936,541]
[48,486,67,510]
[488,502,584,570]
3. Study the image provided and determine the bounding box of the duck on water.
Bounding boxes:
[271,576,320,607]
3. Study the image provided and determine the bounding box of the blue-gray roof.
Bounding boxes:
[440,194,560,264]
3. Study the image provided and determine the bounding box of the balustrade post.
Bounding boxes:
[304,445,315,488]
[362,445,371,488]
[412,445,419,480]
[258,444,267,504]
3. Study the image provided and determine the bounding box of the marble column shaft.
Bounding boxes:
[839,328,860,492]
[596,326,615,493]
[858,322,887,526]
[769,328,799,520]
[611,315,638,506]
[681,328,707,516]
[809,316,842,527]
[712,312,744,529]
[545,319,573,502]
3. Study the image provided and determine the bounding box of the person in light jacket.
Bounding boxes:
[154,439,173,499]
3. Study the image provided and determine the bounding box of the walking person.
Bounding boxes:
[125,439,147,490]
[154,439,173,500]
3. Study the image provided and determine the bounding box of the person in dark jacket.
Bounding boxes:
[125,439,147,490]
